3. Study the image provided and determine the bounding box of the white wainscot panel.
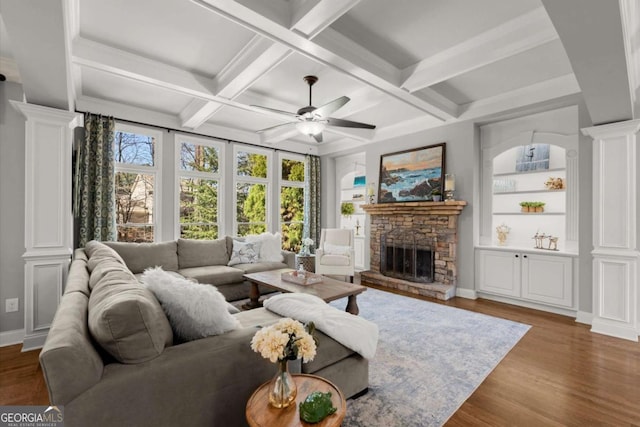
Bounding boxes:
[598,137,630,248]
[30,262,64,331]
[597,259,630,322]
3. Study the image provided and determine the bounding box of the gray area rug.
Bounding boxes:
[328,288,530,427]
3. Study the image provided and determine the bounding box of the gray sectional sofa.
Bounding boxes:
[39,238,369,427]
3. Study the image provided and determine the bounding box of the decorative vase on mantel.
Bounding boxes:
[268,359,297,408]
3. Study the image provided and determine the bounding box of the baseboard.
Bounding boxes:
[0,329,25,347]
[456,288,477,299]
[591,319,639,342]
[476,292,577,318]
[21,332,47,352]
[575,311,593,325]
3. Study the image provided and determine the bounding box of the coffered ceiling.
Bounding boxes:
[1,0,638,156]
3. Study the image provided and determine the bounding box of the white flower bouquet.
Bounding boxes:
[250,318,317,363]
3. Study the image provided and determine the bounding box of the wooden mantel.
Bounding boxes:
[362,201,467,216]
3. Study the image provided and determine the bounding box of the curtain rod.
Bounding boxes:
[76,110,312,157]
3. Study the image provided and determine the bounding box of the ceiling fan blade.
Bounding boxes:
[251,105,299,118]
[313,96,350,118]
[256,122,296,133]
[327,117,376,129]
[312,132,323,143]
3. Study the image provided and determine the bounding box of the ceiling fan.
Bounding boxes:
[252,75,376,143]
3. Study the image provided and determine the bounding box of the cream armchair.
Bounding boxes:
[315,228,355,282]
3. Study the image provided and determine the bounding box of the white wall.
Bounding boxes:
[0,82,26,334]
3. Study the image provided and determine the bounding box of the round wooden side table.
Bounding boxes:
[246,374,346,427]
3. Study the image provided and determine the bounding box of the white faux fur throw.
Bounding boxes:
[263,293,379,359]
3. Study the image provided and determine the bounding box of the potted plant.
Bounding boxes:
[519,201,530,212]
[432,189,442,202]
[340,202,355,217]
[532,202,545,213]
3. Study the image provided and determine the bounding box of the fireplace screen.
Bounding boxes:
[381,229,435,283]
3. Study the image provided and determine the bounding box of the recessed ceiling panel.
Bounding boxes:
[81,67,192,115]
[428,40,574,105]
[331,0,542,69]
[238,53,367,110]
[80,0,255,77]
[205,105,289,132]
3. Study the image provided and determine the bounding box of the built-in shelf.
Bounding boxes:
[493,212,565,216]
[493,167,565,177]
[493,189,565,195]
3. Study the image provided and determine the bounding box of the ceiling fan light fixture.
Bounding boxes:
[296,120,325,137]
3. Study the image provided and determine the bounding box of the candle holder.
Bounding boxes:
[367,182,376,204]
[444,174,455,201]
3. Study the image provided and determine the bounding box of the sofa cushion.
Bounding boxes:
[141,267,241,341]
[85,240,126,269]
[177,238,229,269]
[319,254,351,266]
[245,232,284,263]
[88,260,173,364]
[104,241,179,274]
[178,265,245,286]
[231,261,289,274]
[228,240,259,266]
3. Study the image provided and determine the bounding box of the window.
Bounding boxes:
[279,154,305,251]
[234,147,271,236]
[177,136,224,239]
[114,124,161,242]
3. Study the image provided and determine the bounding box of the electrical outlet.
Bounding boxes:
[5,298,19,313]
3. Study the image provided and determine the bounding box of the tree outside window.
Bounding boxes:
[236,150,269,236]
[280,157,305,251]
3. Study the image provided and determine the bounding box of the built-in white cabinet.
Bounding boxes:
[476,248,574,309]
[354,237,366,270]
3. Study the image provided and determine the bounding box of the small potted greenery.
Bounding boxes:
[532,202,545,213]
[432,189,442,202]
[519,201,530,212]
[341,202,355,217]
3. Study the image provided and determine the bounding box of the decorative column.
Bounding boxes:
[10,101,83,350]
[582,119,640,341]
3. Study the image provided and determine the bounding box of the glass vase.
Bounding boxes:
[268,359,297,409]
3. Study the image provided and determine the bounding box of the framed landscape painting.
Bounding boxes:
[378,143,446,203]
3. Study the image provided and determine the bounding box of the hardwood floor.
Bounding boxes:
[1,286,639,426]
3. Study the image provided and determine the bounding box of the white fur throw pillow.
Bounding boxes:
[141,267,240,341]
[228,240,259,266]
[246,232,284,263]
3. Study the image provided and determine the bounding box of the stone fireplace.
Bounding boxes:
[361,201,467,300]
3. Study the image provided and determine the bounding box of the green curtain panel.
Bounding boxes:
[75,113,116,246]
[304,155,321,246]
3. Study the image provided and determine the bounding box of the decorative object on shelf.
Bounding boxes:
[300,237,314,256]
[532,232,559,251]
[355,218,361,236]
[493,178,516,193]
[352,193,364,201]
[432,188,442,202]
[378,143,445,203]
[367,182,376,204]
[353,175,366,187]
[544,177,564,190]
[340,202,355,217]
[299,391,338,423]
[444,173,455,200]
[251,318,317,409]
[515,143,550,172]
[496,223,510,246]
[519,201,545,212]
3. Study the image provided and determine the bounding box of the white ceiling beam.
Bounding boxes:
[458,74,581,121]
[260,124,299,144]
[179,35,291,128]
[290,0,362,39]
[401,7,559,92]
[191,0,454,121]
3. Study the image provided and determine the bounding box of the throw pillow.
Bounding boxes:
[254,232,284,263]
[228,240,259,266]
[141,267,241,341]
[323,243,351,256]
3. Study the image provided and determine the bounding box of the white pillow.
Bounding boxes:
[228,240,259,266]
[246,232,284,263]
[323,243,351,256]
[141,267,241,341]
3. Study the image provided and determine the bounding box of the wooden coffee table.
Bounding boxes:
[246,374,346,427]
[242,268,366,315]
